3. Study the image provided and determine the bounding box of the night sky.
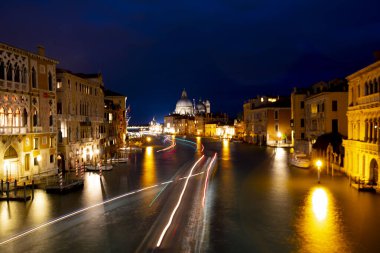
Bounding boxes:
[1,0,380,124]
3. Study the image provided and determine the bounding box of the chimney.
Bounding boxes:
[37,45,45,57]
[374,51,380,61]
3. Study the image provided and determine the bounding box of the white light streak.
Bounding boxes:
[202,153,217,207]
[156,155,205,248]
[0,184,158,246]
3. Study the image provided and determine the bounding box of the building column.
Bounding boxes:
[370,119,374,143]
[365,120,368,142]
[374,119,378,144]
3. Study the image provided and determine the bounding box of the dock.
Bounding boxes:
[0,180,35,201]
[45,179,84,194]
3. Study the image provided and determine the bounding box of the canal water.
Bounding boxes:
[1,137,380,252]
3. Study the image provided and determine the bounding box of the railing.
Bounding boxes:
[32,126,42,133]
[0,127,27,134]
[357,93,380,105]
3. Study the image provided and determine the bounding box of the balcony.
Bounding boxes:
[0,127,27,135]
[357,93,380,106]
[32,126,42,133]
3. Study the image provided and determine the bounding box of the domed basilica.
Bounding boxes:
[174,89,210,115]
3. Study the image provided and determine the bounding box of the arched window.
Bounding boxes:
[7,108,12,127]
[14,108,20,127]
[374,79,379,93]
[0,60,4,80]
[4,146,18,159]
[33,110,38,127]
[0,108,4,127]
[49,110,53,126]
[365,82,369,95]
[7,62,13,81]
[22,67,27,84]
[32,67,37,88]
[48,72,53,91]
[22,108,28,127]
[370,81,374,94]
[14,64,20,83]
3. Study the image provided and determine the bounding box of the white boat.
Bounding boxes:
[107,157,128,164]
[290,153,311,168]
[85,165,113,171]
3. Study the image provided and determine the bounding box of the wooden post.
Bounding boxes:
[6,181,9,201]
[32,180,34,199]
[14,180,17,196]
[23,182,26,202]
[1,180,3,194]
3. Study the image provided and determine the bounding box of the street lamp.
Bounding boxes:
[276,132,282,147]
[94,149,99,168]
[316,159,322,184]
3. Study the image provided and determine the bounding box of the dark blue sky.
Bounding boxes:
[1,0,380,124]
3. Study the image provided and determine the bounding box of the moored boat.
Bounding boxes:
[85,164,113,171]
[290,153,311,168]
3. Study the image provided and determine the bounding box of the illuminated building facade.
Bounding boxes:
[292,79,348,154]
[164,89,213,135]
[0,43,58,181]
[56,69,104,171]
[243,96,291,146]
[104,89,128,150]
[343,60,380,184]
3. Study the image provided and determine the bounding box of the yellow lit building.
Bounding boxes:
[205,123,217,137]
[292,79,348,155]
[243,96,291,146]
[56,69,105,171]
[343,60,380,184]
[0,43,58,181]
[104,89,128,150]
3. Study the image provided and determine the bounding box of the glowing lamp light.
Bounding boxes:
[37,155,42,162]
[277,132,282,138]
[316,160,322,168]
[146,136,152,142]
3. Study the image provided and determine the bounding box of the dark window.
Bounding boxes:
[32,67,37,88]
[274,110,278,120]
[58,130,63,143]
[48,72,53,91]
[7,63,13,81]
[275,124,278,132]
[14,64,20,82]
[34,157,38,166]
[50,155,54,163]
[301,118,305,128]
[332,100,338,111]
[332,119,338,132]
[57,102,62,114]
[301,132,305,139]
[0,61,4,79]
[300,101,304,109]
[321,103,324,112]
[33,111,38,126]
[49,111,53,126]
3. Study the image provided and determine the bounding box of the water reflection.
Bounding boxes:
[196,136,202,153]
[141,146,156,187]
[296,187,350,252]
[82,173,103,205]
[221,139,230,161]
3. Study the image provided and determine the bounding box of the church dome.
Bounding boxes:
[175,89,193,115]
[196,100,206,114]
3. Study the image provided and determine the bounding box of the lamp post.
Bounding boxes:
[277,132,282,147]
[94,149,99,169]
[316,159,322,184]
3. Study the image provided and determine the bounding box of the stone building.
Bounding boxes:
[291,79,348,155]
[0,43,58,181]
[104,89,128,156]
[343,60,380,184]
[56,69,104,171]
[243,96,291,146]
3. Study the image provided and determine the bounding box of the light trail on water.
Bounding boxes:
[0,172,205,247]
[156,155,205,248]
[202,153,217,207]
